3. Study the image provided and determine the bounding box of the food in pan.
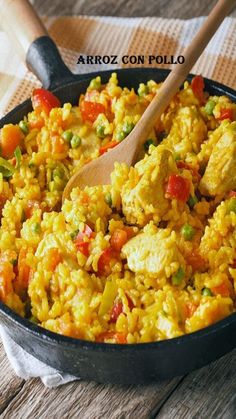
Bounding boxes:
[0,73,235,343]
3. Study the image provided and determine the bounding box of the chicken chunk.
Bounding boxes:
[122,227,185,278]
[121,145,177,226]
[163,105,207,158]
[199,127,236,196]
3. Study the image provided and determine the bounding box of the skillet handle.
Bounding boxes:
[0,0,73,90]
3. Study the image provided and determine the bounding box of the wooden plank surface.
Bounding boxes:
[0,342,25,415]
[1,1,236,418]
[156,349,236,419]
[32,0,236,18]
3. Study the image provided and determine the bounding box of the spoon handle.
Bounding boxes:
[132,0,234,151]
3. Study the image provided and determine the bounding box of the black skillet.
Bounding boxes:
[0,0,235,384]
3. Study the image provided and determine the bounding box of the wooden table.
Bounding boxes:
[1,1,236,418]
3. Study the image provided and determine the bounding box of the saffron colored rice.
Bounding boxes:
[0,73,236,343]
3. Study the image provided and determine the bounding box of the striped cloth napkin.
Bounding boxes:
[0,15,235,118]
[0,15,235,386]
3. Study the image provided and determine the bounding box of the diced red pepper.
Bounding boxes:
[80,100,106,122]
[76,224,94,241]
[110,301,123,323]
[74,225,95,257]
[191,75,205,103]
[83,224,95,238]
[166,174,190,202]
[211,283,230,297]
[97,247,114,276]
[75,241,90,257]
[177,161,201,183]
[217,108,234,121]
[126,293,134,310]
[31,88,61,114]
[99,141,119,155]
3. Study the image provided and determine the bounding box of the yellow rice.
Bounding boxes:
[0,73,235,343]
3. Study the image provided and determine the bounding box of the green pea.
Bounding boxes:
[19,120,29,135]
[174,154,181,161]
[89,77,101,90]
[71,134,81,149]
[62,130,73,143]
[123,121,135,136]
[228,197,236,213]
[204,100,216,115]
[105,192,112,207]
[187,195,198,209]
[144,139,154,151]
[202,287,213,296]
[70,230,79,240]
[137,84,149,96]
[117,131,126,142]
[53,167,64,180]
[32,222,41,234]
[172,267,185,285]
[181,224,195,241]
[96,125,106,138]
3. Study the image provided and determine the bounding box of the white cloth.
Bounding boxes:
[0,326,79,387]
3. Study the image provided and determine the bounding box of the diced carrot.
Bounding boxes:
[17,248,31,288]
[185,302,198,318]
[97,331,127,344]
[29,113,44,130]
[0,261,14,302]
[99,141,119,155]
[0,124,24,158]
[186,250,206,272]
[124,226,135,239]
[45,248,62,271]
[51,136,68,154]
[110,229,128,252]
[211,283,230,297]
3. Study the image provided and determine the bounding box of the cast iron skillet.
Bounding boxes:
[0,27,236,384]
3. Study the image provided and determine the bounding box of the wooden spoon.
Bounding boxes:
[63,0,234,201]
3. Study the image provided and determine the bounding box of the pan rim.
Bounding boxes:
[0,67,236,352]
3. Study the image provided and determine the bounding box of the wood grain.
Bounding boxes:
[0,343,25,415]
[0,373,183,419]
[31,0,236,18]
[156,349,236,419]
